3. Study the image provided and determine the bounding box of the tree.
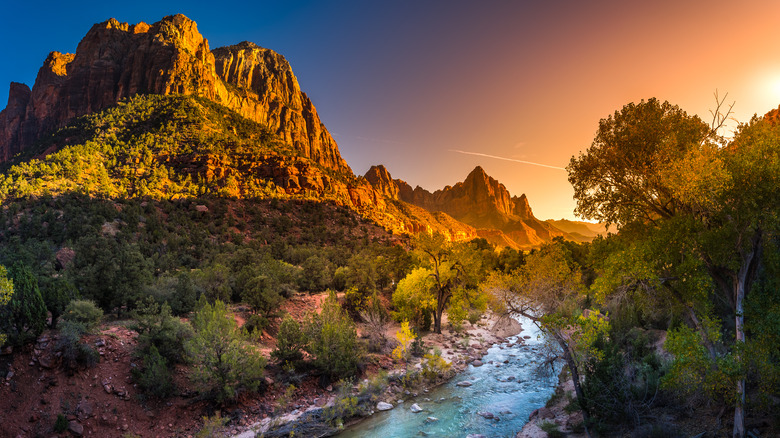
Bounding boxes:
[413,233,473,334]
[0,262,47,346]
[0,265,13,346]
[41,277,78,329]
[185,300,266,403]
[568,98,780,437]
[484,242,605,437]
[303,291,363,382]
[392,267,436,330]
[271,314,308,365]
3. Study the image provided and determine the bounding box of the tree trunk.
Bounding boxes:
[732,230,760,438]
[554,332,592,438]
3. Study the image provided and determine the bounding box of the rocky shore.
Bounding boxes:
[231,311,524,438]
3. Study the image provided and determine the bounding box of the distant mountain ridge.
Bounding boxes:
[364,164,593,249]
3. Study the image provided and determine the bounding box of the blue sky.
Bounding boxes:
[3,1,780,220]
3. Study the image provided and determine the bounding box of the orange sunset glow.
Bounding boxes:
[2,1,780,220]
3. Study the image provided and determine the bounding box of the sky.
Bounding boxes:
[2,0,780,220]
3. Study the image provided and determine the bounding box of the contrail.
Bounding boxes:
[449,149,566,170]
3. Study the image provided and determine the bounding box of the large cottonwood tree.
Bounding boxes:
[568,98,780,438]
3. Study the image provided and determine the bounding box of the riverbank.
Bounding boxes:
[515,367,587,438]
[232,310,525,437]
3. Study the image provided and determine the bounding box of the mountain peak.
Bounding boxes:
[0,14,350,173]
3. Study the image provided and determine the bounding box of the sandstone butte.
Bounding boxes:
[0,14,348,173]
[0,13,584,248]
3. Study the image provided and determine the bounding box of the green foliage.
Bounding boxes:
[304,291,363,381]
[0,262,47,345]
[539,420,565,438]
[662,324,738,405]
[72,235,152,314]
[323,379,360,427]
[298,255,333,292]
[421,349,452,382]
[143,272,199,316]
[54,414,68,433]
[133,344,175,399]
[41,277,78,329]
[131,297,192,364]
[392,267,435,330]
[271,314,308,365]
[0,265,13,346]
[567,97,710,227]
[194,412,230,438]
[241,275,284,317]
[56,320,99,371]
[61,299,103,330]
[185,300,266,404]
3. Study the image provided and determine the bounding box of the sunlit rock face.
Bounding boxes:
[0,14,349,173]
[365,164,567,248]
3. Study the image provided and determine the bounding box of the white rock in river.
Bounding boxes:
[425,416,439,423]
[376,401,393,411]
[456,381,473,387]
[410,403,423,413]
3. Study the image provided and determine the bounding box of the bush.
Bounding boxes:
[422,349,452,382]
[359,293,389,353]
[131,298,193,364]
[61,299,103,330]
[185,300,266,403]
[243,313,270,336]
[304,291,363,381]
[0,262,47,346]
[56,320,99,371]
[54,414,68,433]
[133,345,175,399]
[271,315,307,365]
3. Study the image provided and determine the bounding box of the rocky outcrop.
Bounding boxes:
[213,42,348,172]
[364,164,399,199]
[0,15,349,173]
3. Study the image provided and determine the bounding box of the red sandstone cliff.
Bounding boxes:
[0,15,349,173]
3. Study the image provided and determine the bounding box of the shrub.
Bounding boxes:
[61,299,103,330]
[185,300,266,403]
[0,262,47,346]
[133,344,174,399]
[131,298,192,364]
[422,349,452,382]
[359,293,389,353]
[271,315,307,365]
[54,414,68,433]
[540,420,565,438]
[57,320,99,371]
[243,313,270,336]
[304,291,363,381]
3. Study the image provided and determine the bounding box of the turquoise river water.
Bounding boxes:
[337,317,559,438]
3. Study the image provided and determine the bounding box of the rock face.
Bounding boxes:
[366,165,569,248]
[0,15,349,173]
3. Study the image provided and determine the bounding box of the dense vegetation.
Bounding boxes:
[0,93,777,438]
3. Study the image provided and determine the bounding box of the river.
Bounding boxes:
[337,317,559,438]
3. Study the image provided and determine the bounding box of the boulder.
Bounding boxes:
[376,402,393,411]
[455,381,472,387]
[409,403,423,413]
[68,421,84,436]
[472,360,483,367]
